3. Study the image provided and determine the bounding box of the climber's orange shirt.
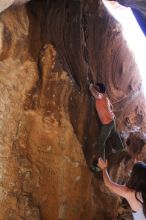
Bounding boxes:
[95,94,115,125]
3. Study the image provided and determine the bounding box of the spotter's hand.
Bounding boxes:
[98,157,108,170]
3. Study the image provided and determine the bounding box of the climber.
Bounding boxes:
[98,157,146,220]
[89,82,124,172]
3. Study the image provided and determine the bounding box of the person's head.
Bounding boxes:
[127,161,146,215]
[127,161,146,191]
[95,82,106,94]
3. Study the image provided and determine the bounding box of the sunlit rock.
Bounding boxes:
[0,0,31,14]
[0,0,146,219]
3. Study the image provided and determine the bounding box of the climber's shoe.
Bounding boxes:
[90,164,101,173]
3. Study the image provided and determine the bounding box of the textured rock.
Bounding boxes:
[0,0,146,220]
[0,6,40,220]
[23,43,95,220]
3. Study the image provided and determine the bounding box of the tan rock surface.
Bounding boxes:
[0,0,146,219]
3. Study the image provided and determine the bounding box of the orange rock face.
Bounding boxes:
[0,0,146,220]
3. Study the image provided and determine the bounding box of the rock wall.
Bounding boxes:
[0,0,31,14]
[0,0,146,219]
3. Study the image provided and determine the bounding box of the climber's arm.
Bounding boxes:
[98,158,130,199]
